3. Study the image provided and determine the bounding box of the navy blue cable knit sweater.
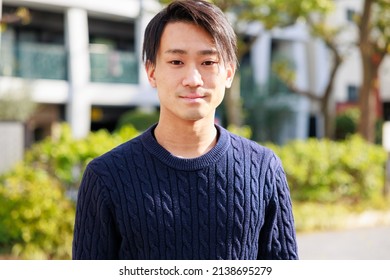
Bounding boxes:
[72,124,298,260]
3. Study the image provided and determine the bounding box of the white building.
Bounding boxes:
[248,22,317,143]
[328,0,390,104]
[0,0,160,141]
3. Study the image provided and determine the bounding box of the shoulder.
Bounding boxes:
[220,126,276,159]
[219,126,284,176]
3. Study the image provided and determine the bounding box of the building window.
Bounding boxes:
[1,5,66,80]
[88,17,138,84]
[346,9,357,22]
[347,85,359,102]
[269,39,294,95]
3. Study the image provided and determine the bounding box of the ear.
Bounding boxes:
[145,61,157,88]
[225,63,236,89]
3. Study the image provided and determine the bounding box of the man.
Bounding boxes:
[73,0,298,260]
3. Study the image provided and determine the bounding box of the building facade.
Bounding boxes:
[247,0,390,144]
[0,0,160,142]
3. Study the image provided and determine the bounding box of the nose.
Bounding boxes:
[182,66,203,87]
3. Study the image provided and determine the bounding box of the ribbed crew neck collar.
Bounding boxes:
[141,124,230,171]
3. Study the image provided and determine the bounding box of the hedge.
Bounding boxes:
[267,135,387,205]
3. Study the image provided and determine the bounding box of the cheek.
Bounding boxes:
[212,74,230,90]
[209,69,230,84]
[155,68,180,86]
[202,72,222,87]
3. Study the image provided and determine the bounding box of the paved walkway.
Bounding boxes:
[297,226,390,259]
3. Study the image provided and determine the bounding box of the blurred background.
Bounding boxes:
[0,0,389,259]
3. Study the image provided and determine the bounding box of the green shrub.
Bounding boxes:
[227,124,252,139]
[335,108,359,140]
[0,124,140,259]
[116,109,159,132]
[335,108,383,144]
[0,86,36,122]
[0,165,74,259]
[267,135,387,205]
[25,124,139,191]
[292,202,353,232]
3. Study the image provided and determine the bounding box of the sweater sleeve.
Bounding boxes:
[72,165,120,259]
[257,155,299,260]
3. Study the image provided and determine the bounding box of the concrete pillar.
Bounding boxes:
[382,122,390,197]
[65,8,91,139]
[135,0,158,89]
[292,40,310,140]
[251,32,271,88]
[307,39,330,138]
[308,39,329,97]
[0,0,3,50]
[0,0,3,54]
[0,122,24,174]
[292,41,308,90]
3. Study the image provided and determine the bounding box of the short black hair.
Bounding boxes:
[142,0,237,67]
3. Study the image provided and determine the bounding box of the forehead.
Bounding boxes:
[159,22,217,54]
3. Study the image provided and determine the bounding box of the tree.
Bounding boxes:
[0,7,30,28]
[262,0,390,141]
[272,6,346,139]
[356,0,390,143]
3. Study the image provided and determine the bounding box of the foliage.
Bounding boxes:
[227,124,252,139]
[335,108,383,144]
[0,7,31,32]
[0,124,139,259]
[267,135,387,204]
[354,0,390,142]
[0,86,36,122]
[25,124,139,192]
[160,0,334,28]
[293,202,354,232]
[0,166,74,259]
[116,109,159,132]
[293,197,390,232]
[335,108,360,140]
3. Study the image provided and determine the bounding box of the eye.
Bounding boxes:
[202,60,218,66]
[169,60,183,65]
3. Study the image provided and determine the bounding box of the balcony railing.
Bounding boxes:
[89,46,138,84]
[1,42,139,84]
[0,42,68,80]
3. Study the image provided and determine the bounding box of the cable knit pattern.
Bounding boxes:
[231,135,245,259]
[215,161,228,259]
[72,124,298,260]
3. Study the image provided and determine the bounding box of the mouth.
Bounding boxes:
[180,93,206,103]
[182,93,204,98]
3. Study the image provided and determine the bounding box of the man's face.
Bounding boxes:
[146,22,235,124]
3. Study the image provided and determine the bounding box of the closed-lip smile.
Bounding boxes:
[181,92,206,99]
[182,95,204,99]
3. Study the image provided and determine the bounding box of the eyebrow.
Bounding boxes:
[164,48,219,56]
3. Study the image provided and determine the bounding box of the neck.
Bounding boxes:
[154,118,218,158]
